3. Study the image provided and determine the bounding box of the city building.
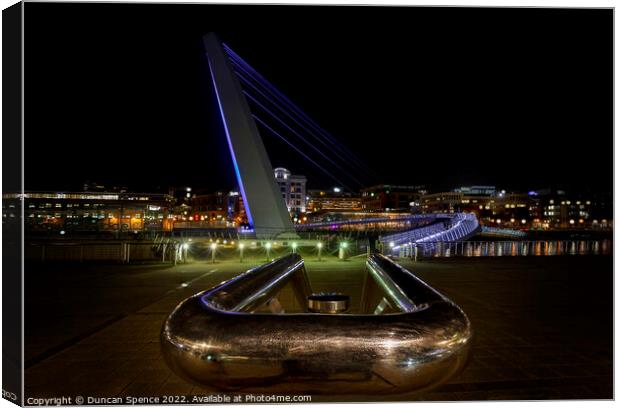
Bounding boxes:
[530,190,612,230]
[306,189,362,213]
[274,167,307,215]
[361,185,426,213]
[421,192,467,213]
[420,186,612,230]
[174,191,246,229]
[2,191,175,234]
[454,186,497,196]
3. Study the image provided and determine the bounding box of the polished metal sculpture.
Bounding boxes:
[161,253,473,395]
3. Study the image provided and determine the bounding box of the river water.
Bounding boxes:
[417,240,612,257]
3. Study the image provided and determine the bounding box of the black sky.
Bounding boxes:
[24,4,613,194]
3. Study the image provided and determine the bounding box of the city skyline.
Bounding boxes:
[23,4,612,194]
[14,174,614,197]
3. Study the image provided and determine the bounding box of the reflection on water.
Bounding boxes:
[416,240,612,257]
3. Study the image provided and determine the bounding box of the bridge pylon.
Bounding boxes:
[203,33,297,240]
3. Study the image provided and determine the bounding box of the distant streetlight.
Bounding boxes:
[239,242,244,262]
[317,242,323,261]
[339,242,348,261]
[265,242,272,260]
[182,242,190,263]
[210,243,217,263]
[291,242,298,253]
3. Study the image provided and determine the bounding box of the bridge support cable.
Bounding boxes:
[223,46,366,165]
[229,59,372,188]
[230,67,373,186]
[230,62,369,189]
[222,44,381,186]
[251,114,355,191]
[241,89,366,188]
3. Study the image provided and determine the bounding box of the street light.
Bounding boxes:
[265,242,272,260]
[181,243,190,263]
[317,242,323,261]
[210,243,217,264]
[239,242,244,263]
[291,242,298,253]
[339,242,348,261]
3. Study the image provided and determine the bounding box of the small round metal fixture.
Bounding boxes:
[307,292,350,314]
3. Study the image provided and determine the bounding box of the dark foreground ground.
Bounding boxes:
[24,255,613,402]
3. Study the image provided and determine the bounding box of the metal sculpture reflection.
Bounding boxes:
[161,253,472,395]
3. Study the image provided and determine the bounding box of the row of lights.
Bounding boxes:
[203,240,327,249]
[197,241,328,263]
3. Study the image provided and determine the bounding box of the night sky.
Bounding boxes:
[24,4,613,194]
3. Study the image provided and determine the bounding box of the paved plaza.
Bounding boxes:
[25,254,612,402]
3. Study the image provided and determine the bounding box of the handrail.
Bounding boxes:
[161,253,473,395]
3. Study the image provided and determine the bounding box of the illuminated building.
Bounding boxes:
[532,190,612,230]
[454,186,497,196]
[421,192,465,213]
[274,167,307,215]
[360,185,426,212]
[420,187,612,230]
[2,191,174,233]
[179,191,246,228]
[306,189,362,213]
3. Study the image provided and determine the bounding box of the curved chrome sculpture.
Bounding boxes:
[161,253,473,395]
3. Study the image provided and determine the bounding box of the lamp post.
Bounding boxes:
[317,242,323,261]
[239,242,244,263]
[265,242,271,261]
[291,242,298,254]
[339,242,348,260]
[210,243,217,264]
